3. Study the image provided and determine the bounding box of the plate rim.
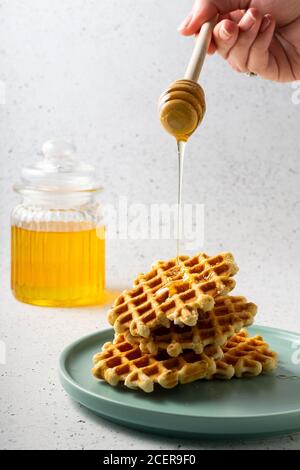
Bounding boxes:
[59,324,300,419]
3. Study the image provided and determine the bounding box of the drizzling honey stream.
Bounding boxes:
[158,20,214,261]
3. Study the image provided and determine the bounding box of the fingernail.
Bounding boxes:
[178,13,193,31]
[220,24,233,40]
[239,9,257,31]
[260,15,271,33]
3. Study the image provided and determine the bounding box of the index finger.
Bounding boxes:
[179,0,252,35]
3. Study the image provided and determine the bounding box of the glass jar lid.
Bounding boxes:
[14,140,102,194]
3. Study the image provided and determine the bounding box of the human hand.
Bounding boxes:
[178,0,300,82]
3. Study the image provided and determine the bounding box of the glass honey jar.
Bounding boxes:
[11,140,105,307]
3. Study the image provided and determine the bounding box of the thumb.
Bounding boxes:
[179,0,251,35]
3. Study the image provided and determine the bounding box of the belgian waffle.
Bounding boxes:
[92,334,224,393]
[207,329,278,380]
[92,330,277,392]
[124,296,257,357]
[108,252,238,338]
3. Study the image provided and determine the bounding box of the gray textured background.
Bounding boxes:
[0,0,299,449]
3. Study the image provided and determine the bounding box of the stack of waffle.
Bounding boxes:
[92,252,278,393]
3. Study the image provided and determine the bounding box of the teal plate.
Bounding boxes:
[59,325,300,439]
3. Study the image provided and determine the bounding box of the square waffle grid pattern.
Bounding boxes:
[108,252,239,338]
[92,334,223,393]
[92,330,278,392]
[208,329,278,380]
[124,296,257,357]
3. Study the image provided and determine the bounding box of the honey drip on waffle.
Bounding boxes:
[160,260,196,298]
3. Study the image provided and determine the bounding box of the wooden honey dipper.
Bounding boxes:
[159,20,215,142]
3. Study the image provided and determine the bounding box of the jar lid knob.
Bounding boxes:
[42,139,76,161]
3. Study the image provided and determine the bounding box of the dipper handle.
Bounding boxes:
[184,20,215,82]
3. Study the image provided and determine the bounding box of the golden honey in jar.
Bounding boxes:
[11,140,105,307]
